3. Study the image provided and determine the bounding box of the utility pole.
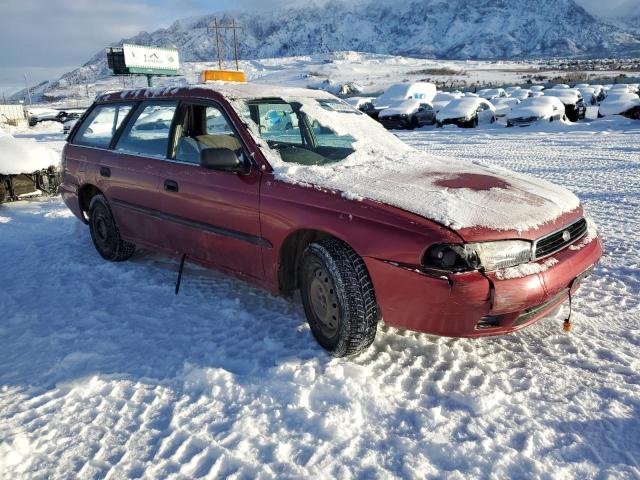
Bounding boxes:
[208,18,243,71]
[23,73,32,106]
[232,18,239,71]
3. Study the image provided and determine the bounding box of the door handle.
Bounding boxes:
[164,179,179,192]
[100,166,111,178]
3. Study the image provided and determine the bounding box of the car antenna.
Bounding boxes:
[175,253,187,295]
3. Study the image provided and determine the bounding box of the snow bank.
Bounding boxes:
[0,134,60,174]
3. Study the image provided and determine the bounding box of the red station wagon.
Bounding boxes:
[60,82,603,356]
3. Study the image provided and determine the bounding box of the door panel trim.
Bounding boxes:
[111,198,272,248]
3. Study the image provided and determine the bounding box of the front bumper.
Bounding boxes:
[379,115,411,129]
[364,232,603,337]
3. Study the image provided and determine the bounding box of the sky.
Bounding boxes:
[0,0,637,97]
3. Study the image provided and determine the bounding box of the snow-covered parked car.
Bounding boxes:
[436,97,496,128]
[506,96,566,127]
[504,86,522,95]
[510,89,532,101]
[371,82,437,119]
[492,97,521,120]
[344,96,375,112]
[543,89,587,122]
[62,110,86,135]
[60,82,603,356]
[598,92,640,119]
[378,100,436,129]
[476,88,507,101]
[432,92,463,112]
[530,85,546,92]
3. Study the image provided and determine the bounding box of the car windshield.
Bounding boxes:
[241,97,410,166]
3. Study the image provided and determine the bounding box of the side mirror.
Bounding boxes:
[200,148,243,172]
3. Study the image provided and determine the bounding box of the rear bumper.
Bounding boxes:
[60,182,84,222]
[365,232,603,337]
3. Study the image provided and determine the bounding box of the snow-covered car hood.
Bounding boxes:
[274,150,581,236]
[378,100,421,117]
[436,98,491,121]
[599,93,640,116]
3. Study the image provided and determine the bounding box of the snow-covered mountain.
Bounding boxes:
[16,0,640,99]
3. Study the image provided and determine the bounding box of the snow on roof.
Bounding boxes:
[374,82,436,108]
[0,134,60,175]
[99,82,336,103]
[543,89,581,102]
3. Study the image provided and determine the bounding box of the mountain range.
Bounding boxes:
[17,0,640,98]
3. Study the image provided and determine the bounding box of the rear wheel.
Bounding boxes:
[89,194,135,261]
[300,238,379,357]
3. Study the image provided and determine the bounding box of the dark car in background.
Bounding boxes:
[378,100,436,129]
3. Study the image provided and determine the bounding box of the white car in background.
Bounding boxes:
[476,88,507,100]
[530,85,545,93]
[371,82,437,118]
[436,97,496,128]
[492,97,521,120]
[598,92,640,118]
[510,89,531,100]
[504,86,522,95]
[432,91,464,112]
[543,88,587,121]
[553,84,570,89]
[506,96,566,127]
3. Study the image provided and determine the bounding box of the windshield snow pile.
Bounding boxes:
[0,133,60,175]
[234,93,580,232]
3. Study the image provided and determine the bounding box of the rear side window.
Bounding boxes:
[74,103,133,148]
[116,102,178,158]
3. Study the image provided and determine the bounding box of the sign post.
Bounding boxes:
[106,44,180,87]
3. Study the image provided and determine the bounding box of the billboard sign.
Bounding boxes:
[121,44,180,75]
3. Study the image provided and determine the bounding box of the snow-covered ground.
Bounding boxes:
[1,118,639,479]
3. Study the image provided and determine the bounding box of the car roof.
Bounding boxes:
[96,82,336,103]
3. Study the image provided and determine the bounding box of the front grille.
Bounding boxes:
[534,218,587,259]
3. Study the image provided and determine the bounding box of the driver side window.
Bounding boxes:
[174,104,243,165]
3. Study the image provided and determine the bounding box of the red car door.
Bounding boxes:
[105,101,180,252]
[151,100,265,281]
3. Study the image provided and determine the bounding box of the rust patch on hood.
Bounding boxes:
[434,173,511,191]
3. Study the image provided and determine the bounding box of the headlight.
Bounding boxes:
[422,240,532,272]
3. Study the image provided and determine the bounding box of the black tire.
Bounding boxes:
[88,194,135,261]
[407,116,419,130]
[300,238,379,357]
[473,116,479,127]
[436,121,443,128]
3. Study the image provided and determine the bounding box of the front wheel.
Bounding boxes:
[89,194,136,261]
[300,239,379,357]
